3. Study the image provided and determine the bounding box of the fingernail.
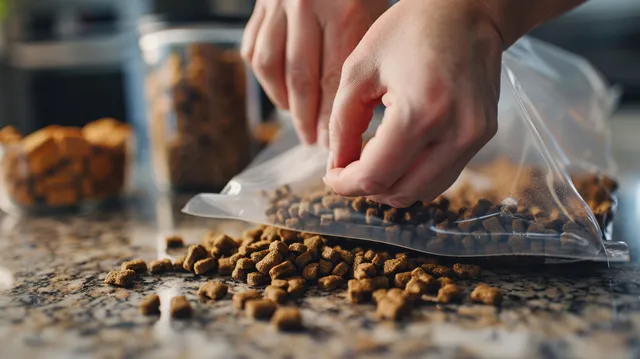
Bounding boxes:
[326,151,334,172]
[318,129,329,149]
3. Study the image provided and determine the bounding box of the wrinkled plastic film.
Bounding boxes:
[185,37,629,262]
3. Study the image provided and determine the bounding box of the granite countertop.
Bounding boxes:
[1,113,640,359]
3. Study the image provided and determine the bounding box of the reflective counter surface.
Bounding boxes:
[1,110,640,359]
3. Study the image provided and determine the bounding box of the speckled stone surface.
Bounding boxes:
[0,195,639,359]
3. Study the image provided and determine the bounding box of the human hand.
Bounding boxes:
[241,0,388,146]
[324,0,503,208]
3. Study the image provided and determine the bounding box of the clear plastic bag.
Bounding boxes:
[184,37,629,262]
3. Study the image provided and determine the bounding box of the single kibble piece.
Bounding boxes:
[364,250,376,261]
[437,284,463,304]
[318,275,345,291]
[405,277,430,295]
[139,294,161,315]
[470,284,503,306]
[256,250,284,274]
[104,269,136,287]
[149,258,173,274]
[233,290,262,310]
[452,263,482,279]
[303,236,324,253]
[264,285,288,304]
[251,249,271,263]
[302,263,319,281]
[318,259,334,276]
[173,256,187,272]
[194,258,217,275]
[247,272,270,287]
[271,278,289,289]
[183,244,208,272]
[278,228,299,243]
[245,299,277,319]
[269,260,297,280]
[394,272,413,288]
[294,251,314,269]
[422,263,454,278]
[218,258,235,276]
[411,267,436,292]
[321,246,341,263]
[165,235,184,249]
[383,257,408,275]
[232,267,247,282]
[339,250,355,265]
[236,258,256,271]
[271,307,303,331]
[121,259,147,273]
[269,240,289,255]
[169,296,192,319]
[377,298,409,321]
[371,253,389,269]
[197,281,229,300]
[347,279,374,303]
[332,261,350,277]
[287,277,306,297]
[354,263,377,279]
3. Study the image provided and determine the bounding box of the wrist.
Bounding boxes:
[471,0,586,48]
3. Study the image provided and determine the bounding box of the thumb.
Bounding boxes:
[328,55,380,170]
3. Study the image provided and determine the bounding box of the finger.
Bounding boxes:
[327,53,380,170]
[325,94,448,197]
[285,0,322,145]
[251,6,289,109]
[241,2,266,63]
[317,16,370,148]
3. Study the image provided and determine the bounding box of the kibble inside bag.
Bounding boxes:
[184,37,629,262]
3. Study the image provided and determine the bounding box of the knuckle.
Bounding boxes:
[288,0,313,11]
[287,67,314,95]
[252,52,278,76]
[340,55,361,85]
[321,66,342,93]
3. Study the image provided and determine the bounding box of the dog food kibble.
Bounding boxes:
[453,263,482,279]
[169,296,192,319]
[139,294,161,315]
[271,307,303,331]
[165,235,184,249]
[471,284,503,306]
[194,258,217,275]
[437,284,464,304]
[121,259,147,273]
[197,281,229,300]
[233,290,262,310]
[104,269,136,287]
[108,225,511,323]
[318,275,345,291]
[247,272,270,287]
[264,285,288,304]
[245,299,277,319]
[183,245,208,272]
[149,258,173,274]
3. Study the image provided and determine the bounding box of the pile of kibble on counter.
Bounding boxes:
[0,118,131,211]
[106,226,501,331]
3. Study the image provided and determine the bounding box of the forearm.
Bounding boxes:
[474,0,586,47]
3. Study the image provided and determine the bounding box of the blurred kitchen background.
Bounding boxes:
[0,0,638,156]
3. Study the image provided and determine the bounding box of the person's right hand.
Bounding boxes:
[241,0,388,146]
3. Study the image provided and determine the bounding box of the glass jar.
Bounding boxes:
[139,23,260,193]
[0,118,133,214]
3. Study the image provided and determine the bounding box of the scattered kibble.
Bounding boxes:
[245,299,277,319]
[453,263,482,279]
[197,281,228,300]
[271,307,303,331]
[139,294,161,315]
[149,259,173,274]
[194,258,217,275]
[233,290,262,310]
[165,235,184,249]
[470,284,503,306]
[170,296,192,319]
[104,269,136,287]
[437,284,464,304]
[121,259,147,273]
